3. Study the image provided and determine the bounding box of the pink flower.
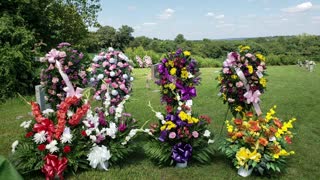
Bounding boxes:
[111,83,118,88]
[109,106,115,115]
[109,65,117,71]
[228,98,235,103]
[169,132,176,139]
[117,62,124,68]
[101,84,107,91]
[192,131,199,138]
[58,51,67,58]
[236,81,244,88]
[223,68,229,74]
[102,61,109,67]
[52,77,59,83]
[257,66,263,72]
[119,84,126,90]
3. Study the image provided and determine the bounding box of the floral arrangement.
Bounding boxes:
[145,49,214,166]
[219,106,296,176]
[11,96,91,179]
[88,47,133,113]
[136,55,153,68]
[40,42,89,109]
[217,45,267,117]
[84,48,141,169]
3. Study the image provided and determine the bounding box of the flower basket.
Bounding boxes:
[238,167,253,177]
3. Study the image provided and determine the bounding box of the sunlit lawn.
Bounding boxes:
[0,65,319,179]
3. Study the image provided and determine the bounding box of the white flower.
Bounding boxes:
[90,135,97,142]
[46,140,59,153]
[108,47,114,52]
[208,139,215,144]
[33,131,47,144]
[20,120,32,129]
[106,122,117,139]
[144,129,153,136]
[130,77,134,81]
[93,55,101,62]
[42,109,54,116]
[95,95,101,100]
[67,110,74,118]
[269,136,276,142]
[128,129,137,138]
[125,136,131,141]
[122,74,128,79]
[90,77,95,82]
[121,141,128,145]
[109,71,115,77]
[109,58,117,64]
[119,53,129,61]
[188,72,194,78]
[203,130,211,137]
[97,74,104,80]
[11,140,19,153]
[111,90,118,96]
[87,145,111,170]
[60,127,73,144]
[155,112,164,121]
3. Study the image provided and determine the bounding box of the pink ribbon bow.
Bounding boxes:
[244,90,261,104]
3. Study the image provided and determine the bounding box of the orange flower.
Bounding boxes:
[269,126,277,133]
[234,118,243,125]
[235,132,244,138]
[245,136,256,145]
[273,118,282,128]
[246,112,254,117]
[249,120,261,132]
[259,137,268,146]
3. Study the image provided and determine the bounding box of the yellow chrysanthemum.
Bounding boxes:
[239,45,251,53]
[226,120,234,133]
[259,77,267,88]
[160,121,177,131]
[235,106,243,112]
[168,60,174,67]
[183,51,191,56]
[256,53,266,61]
[247,65,253,74]
[86,67,92,72]
[231,74,238,79]
[168,83,176,91]
[170,68,177,75]
[181,68,188,79]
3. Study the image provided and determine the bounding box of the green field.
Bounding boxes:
[1,65,319,179]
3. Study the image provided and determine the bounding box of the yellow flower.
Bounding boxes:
[235,106,243,112]
[239,45,251,53]
[168,60,174,67]
[256,53,266,61]
[183,51,191,56]
[86,67,92,72]
[160,121,177,131]
[236,147,250,167]
[259,77,267,88]
[191,117,199,124]
[265,106,276,122]
[163,89,168,94]
[222,93,227,101]
[170,68,177,75]
[168,83,176,91]
[231,75,238,79]
[181,68,188,79]
[226,120,234,133]
[249,150,261,162]
[178,111,189,121]
[217,75,223,83]
[247,65,253,74]
[273,149,291,159]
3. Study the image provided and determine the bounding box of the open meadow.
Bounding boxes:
[1,65,319,179]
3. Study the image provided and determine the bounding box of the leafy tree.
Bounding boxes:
[96,25,117,48]
[174,34,186,44]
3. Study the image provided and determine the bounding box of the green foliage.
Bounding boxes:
[0,14,37,102]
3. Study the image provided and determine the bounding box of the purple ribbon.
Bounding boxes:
[171,143,192,163]
[180,86,197,101]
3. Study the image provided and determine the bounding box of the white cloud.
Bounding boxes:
[133,26,141,30]
[143,22,157,26]
[158,8,175,19]
[206,12,214,17]
[281,2,312,13]
[128,6,136,11]
[215,14,225,19]
[312,16,320,20]
[281,18,288,21]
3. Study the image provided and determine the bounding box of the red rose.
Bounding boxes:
[63,145,71,153]
[25,132,34,138]
[234,118,243,125]
[38,144,46,151]
[285,136,292,144]
[166,105,173,113]
[81,130,87,136]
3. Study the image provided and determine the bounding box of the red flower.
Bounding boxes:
[259,137,268,146]
[234,118,243,125]
[25,132,34,138]
[285,136,292,144]
[199,115,212,124]
[63,145,71,153]
[249,120,261,132]
[38,144,46,151]
[81,130,87,136]
[166,105,173,113]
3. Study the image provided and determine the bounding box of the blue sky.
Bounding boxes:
[94,0,320,40]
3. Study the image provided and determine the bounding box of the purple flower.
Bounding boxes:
[171,143,192,163]
[118,123,127,132]
[159,130,168,142]
[98,111,107,126]
[57,42,71,48]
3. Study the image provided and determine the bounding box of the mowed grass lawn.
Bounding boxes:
[0,65,319,179]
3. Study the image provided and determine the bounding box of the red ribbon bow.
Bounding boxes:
[42,154,68,180]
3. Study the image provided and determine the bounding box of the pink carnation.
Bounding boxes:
[169,132,176,139]
[192,131,199,138]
